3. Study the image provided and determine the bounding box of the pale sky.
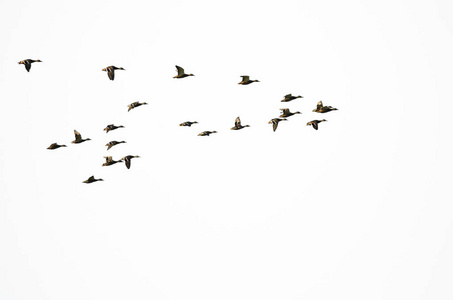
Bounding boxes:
[1,0,453,299]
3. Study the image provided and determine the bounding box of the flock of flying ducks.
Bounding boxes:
[19,59,338,184]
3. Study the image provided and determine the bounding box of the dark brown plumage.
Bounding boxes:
[18,59,42,72]
[307,119,327,130]
[238,75,259,85]
[102,66,125,80]
[173,65,194,78]
[230,117,250,130]
[47,143,67,150]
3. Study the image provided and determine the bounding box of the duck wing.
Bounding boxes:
[241,75,250,82]
[235,117,241,127]
[74,130,82,142]
[176,65,185,76]
[107,68,115,80]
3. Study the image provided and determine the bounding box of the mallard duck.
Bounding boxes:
[238,75,259,85]
[173,65,194,78]
[71,130,91,144]
[105,140,126,150]
[121,155,140,169]
[102,156,122,166]
[83,176,103,184]
[47,143,67,150]
[102,66,125,80]
[281,94,303,102]
[18,59,42,72]
[268,118,287,132]
[230,117,250,130]
[279,108,301,118]
[128,101,148,112]
[104,124,125,133]
[198,131,217,136]
[179,121,198,127]
[307,119,327,130]
[312,101,338,113]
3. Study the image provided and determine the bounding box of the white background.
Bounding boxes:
[1,0,452,299]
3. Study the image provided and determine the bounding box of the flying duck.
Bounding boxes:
[72,130,91,144]
[105,141,126,150]
[230,117,250,130]
[174,65,194,78]
[104,124,125,133]
[279,108,301,118]
[198,131,217,136]
[18,59,42,72]
[312,101,338,113]
[307,119,327,130]
[128,101,148,112]
[47,143,67,150]
[179,121,198,127]
[121,155,140,169]
[102,66,125,80]
[281,94,303,102]
[102,156,122,166]
[268,118,287,132]
[83,176,104,184]
[238,75,259,85]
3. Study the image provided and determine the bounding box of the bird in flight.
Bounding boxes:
[102,65,125,80]
[174,65,194,78]
[238,75,259,85]
[18,59,42,72]
[230,116,250,130]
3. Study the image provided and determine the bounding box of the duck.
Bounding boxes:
[121,155,140,169]
[105,140,126,150]
[104,124,125,133]
[102,156,122,166]
[47,143,67,150]
[102,66,125,80]
[281,94,303,102]
[18,59,42,72]
[179,121,198,127]
[173,65,194,78]
[279,108,301,118]
[238,75,259,85]
[312,101,338,113]
[268,118,287,132]
[307,119,327,130]
[83,176,104,184]
[128,101,148,112]
[230,117,250,130]
[71,130,91,144]
[198,131,217,136]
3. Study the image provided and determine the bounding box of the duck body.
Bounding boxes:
[268,118,287,132]
[102,65,125,80]
[18,59,42,72]
[179,121,198,127]
[312,101,338,113]
[173,65,194,78]
[307,119,327,130]
[121,155,140,169]
[105,140,126,150]
[230,116,250,130]
[83,176,103,184]
[281,94,302,102]
[198,131,217,136]
[128,101,148,112]
[102,156,122,166]
[104,124,125,133]
[238,75,259,85]
[71,130,91,144]
[47,143,67,150]
[279,108,301,118]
